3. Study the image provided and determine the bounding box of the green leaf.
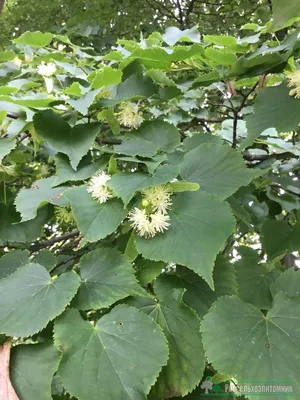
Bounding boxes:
[73,248,143,310]
[205,48,237,66]
[271,269,300,298]
[136,120,181,153]
[91,66,122,89]
[0,138,16,161]
[135,257,164,286]
[243,82,300,150]
[63,185,127,244]
[183,133,223,152]
[125,232,138,262]
[272,0,300,30]
[234,247,281,309]
[97,75,158,106]
[0,51,15,62]
[15,177,69,222]
[136,191,235,289]
[10,343,60,400]
[34,110,100,170]
[201,292,300,397]
[154,255,237,318]
[114,137,158,157]
[169,181,200,192]
[13,31,53,47]
[98,108,120,135]
[107,165,179,206]
[204,35,237,46]
[261,220,300,259]
[54,306,169,400]
[128,288,205,398]
[33,249,57,272]
[163,26,200,46]
[0,249,29,280]
[0,263,80,337]
[67,89,101,115]
[0,204,48,243]
[53,153,108,187]
[180,143,260,200]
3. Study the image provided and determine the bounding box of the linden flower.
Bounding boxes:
[287,70,300,98]
[37,62,57,77]
[87,171,112,204]
[150,211,170,233]
[118,102,143,129]
[143,185,172,213]
[129,208,155,238]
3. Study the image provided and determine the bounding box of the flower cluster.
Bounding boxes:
[129,185,172,238]
[287,70,300,98]
[87,171,112,204]
[117,102,143,129]
[37,62,57,77]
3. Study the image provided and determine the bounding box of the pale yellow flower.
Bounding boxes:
[129,207,156,238]
[287,70,300,98]
[118,102,143,129]
[143,185,172,213]
[87,171,112,203]
[150,211,170,233]
[37,62,57,77]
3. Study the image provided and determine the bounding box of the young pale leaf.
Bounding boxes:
[64,185,127,244]
[73,248,143,310]
[34,110,100,170]
[201,293,300,399]
[136,191,235,289]
[169,181,200,193]
[0,249,29,279]
[154,255,237,318]
[180,143,261,200]
[10,343,60,400]
[91,66,122,89]
[14,177,69,222]
[107,165,179,206]
[163,26,200,46]
[0,263,80,337]
[128,288,205,398]
[54,306,169,400]
[13,31,53,47]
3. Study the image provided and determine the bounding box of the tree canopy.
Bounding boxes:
[0,1,300,399]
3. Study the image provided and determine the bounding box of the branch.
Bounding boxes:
[95,137,122,146]
[0,0,5,14]
[232,111,238,149]
[243,151,297,162]
[29,230,80,252]
[50,253,82,274]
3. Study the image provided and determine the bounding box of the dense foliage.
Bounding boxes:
[0,1,300,399]
[0,0,275,48]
